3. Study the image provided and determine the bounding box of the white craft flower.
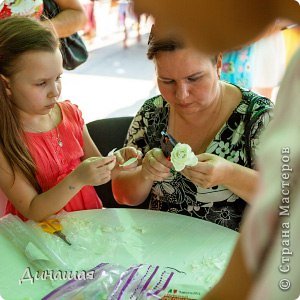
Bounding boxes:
[170,143,198,172]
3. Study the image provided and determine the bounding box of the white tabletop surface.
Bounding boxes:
[0,209,238,299]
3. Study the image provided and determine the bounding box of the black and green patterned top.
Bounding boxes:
[125,86,273,231]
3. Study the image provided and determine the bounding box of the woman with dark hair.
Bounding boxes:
[132,1,300,299]
[112,28,273,231]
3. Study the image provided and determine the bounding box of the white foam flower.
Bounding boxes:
[170,143,198,172]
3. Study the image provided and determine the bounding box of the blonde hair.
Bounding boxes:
[0,16,59,192]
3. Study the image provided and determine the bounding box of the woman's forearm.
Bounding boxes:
[43,0,87,38]
[112,166,153,206]
[48,10,86,37]
[223,163,260,204]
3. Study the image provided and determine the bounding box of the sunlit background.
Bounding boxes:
[61,1,156,123]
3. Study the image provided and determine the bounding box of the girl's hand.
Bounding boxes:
[141,148,173,182]
[181,153,232,188]
[73,156,116,187]
[113,147,142,170]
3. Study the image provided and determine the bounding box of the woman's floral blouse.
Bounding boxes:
[125,85,273,231]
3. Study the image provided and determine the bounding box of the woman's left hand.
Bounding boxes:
[182,153,232,188]
[113,147,143,171]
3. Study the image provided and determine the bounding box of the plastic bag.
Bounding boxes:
[43,263,196,300]
[0,214,67,271]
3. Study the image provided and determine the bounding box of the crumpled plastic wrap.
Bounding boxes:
[0,212,231,299]
[0,214,68,271]
[1,212,110,267]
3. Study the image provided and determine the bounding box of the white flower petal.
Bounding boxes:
[186,155,198,167]
[107,148,117,156]
[171,143,198,171]
[174,163,185,172]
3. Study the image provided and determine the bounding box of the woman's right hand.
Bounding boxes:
[141,148,173,181]
[73,156,116,187]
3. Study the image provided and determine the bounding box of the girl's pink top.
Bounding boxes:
[5,101,102,221]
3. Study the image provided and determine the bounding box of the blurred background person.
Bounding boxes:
[41,0,87,38]
[118,0,139,48]
[81,0,97,42]
[115,0,151,48]
[0,0,87,38]
[252,30,286,101]
[0,0,43,19]
[283,24,300,64]
[221,45,255,90]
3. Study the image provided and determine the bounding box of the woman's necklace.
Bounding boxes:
[23,109,63,148]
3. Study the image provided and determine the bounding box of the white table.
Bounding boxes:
[0,209,238,299]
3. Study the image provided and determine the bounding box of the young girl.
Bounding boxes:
[0,16,138,222]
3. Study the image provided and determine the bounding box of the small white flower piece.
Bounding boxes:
[119,157,138,167]
[109,148,141,167]
[170,143,198,172]
[107,148,117,156]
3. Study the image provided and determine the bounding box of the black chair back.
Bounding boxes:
[87,117,149,209]
[87,116,133,156]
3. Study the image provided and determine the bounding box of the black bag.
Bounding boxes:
[42,0,88,70]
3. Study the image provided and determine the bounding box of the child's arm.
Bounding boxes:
[82,125,102,159]
[81,123,143,182]
[0,150,115,222]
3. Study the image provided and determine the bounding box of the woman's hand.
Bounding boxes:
[110,147,142,179]
[141,148,173,181]
[182,153,232,188]
[73,156,116,187]
[113,147,142,170]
